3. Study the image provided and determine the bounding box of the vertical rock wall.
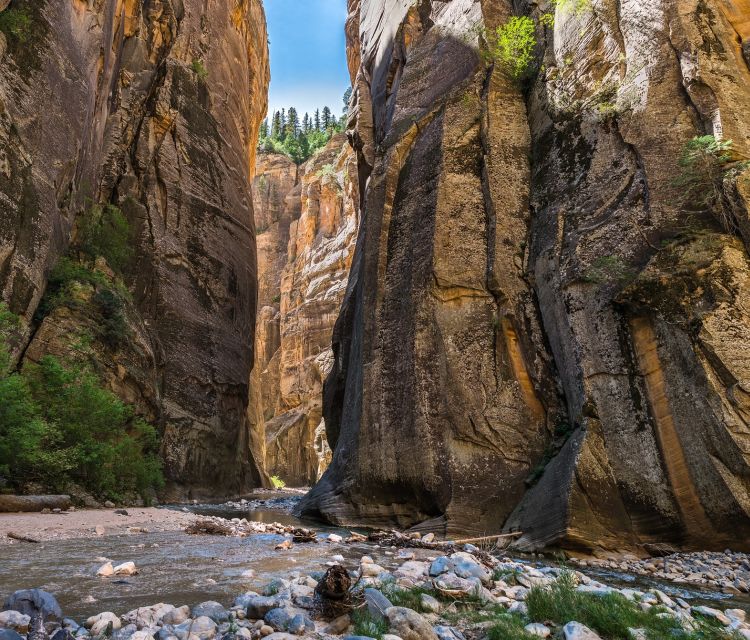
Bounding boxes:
[252,134,359,486]
[299,0,750,551]
[0,0,270,499]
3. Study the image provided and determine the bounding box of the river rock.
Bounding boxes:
[130,632,155,640]
[123,605,176,628]
[525,623,551,638]
[361,563,386,578]
[113,562,138,576]
[323,615,351,635]
[433,627,465,640]
[113,624,138,640]
[161,608,190,626]
[191,603,228,623]
[96,562,114,577]
[419,595,441,614]
[563,622,602,640]
[451,560,490,585]
[365,589,393,621]
[0,631,24,640]
[429,558,453,577]
[173,617,216,640]
[86,613,122,637]
[385,607,438,640]
[245,597,279,620]
[263,609,291,632]
[285,614,313,635]
[0,612,30,633]
[692,606,731,626]
[3,590,62,622]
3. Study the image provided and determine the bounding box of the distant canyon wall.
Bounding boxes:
[251,134,359,486]
[299,0,750,553]
[0,0,269,499]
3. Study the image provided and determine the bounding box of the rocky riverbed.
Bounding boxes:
[1,511,750,640]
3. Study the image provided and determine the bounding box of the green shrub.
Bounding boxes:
[270,475,286,489]
[191,58,208,81]
[485,16,538,80]
[77,203,133,273]
[526,571,739,640]
[552,0,592,16]
[0,305,163,501]
[0,6,32,43]
[487,613,538,640]
[675,135,749,233]
[93,289,128,347]
[351,609,388,640]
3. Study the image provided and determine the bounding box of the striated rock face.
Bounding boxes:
[0,0,269,499]
[299,0,750,551]
[252,134,359,486]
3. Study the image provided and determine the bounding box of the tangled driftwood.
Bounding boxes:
[313,565,365,620]
[185,519,234,536]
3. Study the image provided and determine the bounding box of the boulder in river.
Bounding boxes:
[3,590,62,622]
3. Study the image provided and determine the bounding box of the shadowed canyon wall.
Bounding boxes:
[0,0,269,499]
[298,0,750,552]
[251,134,359,486]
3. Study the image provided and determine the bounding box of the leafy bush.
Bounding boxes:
[0,6,32,43]
[675,135,748,233]
[77,203,133,273]
[0,304,163,501]
[270,475,286,489]
[191,58,208,81]
[552,0,592,15]
[485,16,538,79]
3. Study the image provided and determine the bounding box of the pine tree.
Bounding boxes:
[259,118,269,140]
[314,108,321,131]
[303,113,311,134]
[322,106,332,131]
[342,87,352,113]
[287,107,300,137]
[271,111,282,140]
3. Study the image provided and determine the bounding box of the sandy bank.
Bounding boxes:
[0,507,198,545]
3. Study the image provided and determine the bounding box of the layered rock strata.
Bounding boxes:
[299,0,750,552]
[252,134,359,486]
[0,0,269,498]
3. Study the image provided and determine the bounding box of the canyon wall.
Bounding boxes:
[252,134,359,486]
[0,0,269,499]
[299,0,750,552]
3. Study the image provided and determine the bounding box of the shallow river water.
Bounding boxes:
[0,499,748,621]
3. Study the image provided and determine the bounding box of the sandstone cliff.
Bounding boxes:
[252,134,359,486]
[299,0,750,552]
[0,0,269,499]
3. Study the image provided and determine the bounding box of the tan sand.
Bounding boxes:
[0,507,199,545]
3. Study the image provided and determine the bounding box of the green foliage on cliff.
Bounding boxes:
[0,6,32,43]
[36,202,133,346]
[78,203,133,273]
[0,304,163,501]
[486,16,538,79]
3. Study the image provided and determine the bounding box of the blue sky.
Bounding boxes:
[264,0,351,121]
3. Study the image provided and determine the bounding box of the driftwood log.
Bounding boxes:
[367,530,515,567]
[185,519,234,536]
[7,532,41,543]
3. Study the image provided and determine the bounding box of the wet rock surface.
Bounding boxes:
[0,0,270,500]
[300,0,750,552]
